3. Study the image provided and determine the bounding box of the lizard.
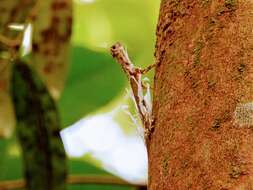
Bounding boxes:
[110,42,156,142]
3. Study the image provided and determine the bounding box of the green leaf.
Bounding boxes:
[58,46,126,127]
[11,61,67,190]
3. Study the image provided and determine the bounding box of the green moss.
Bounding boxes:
[174,122,181,128]
[238,63,246,73]
[165,0,186,16]
[231,63,246,81]
[192,78,201,89]
[211,111,230,130]
[215,6,226,16]
[181,159,189,169]
[186,115,194,125]
[193,41,204,65]
[229,164,243,179]
[162,154,171,176]
[208,17,217,28]
[224,0,237,10]
[201,0,212,7]
[171,0,180,5]
[212,119,221,129]
[208,81,216,88]
[207,74,217,89]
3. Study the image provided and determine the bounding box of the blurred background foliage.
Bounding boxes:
[59,0,160,126]
[0,0,160,189]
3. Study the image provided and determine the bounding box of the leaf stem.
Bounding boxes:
[0,34,20,49]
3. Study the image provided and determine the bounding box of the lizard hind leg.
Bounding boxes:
[140,63,156,75]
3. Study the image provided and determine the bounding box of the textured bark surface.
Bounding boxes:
[149,0,253,189]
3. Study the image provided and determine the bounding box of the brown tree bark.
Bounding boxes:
[149,0,253,189]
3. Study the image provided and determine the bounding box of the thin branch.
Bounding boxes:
[0,34,20,48]
[68,175,145,186]
[140,63,156,75]
[0,175,146,190]
[0,180,24,190]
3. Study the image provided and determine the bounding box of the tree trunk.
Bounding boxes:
[149,0,253,189]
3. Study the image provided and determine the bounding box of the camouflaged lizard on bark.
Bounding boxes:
[110,42,156,143]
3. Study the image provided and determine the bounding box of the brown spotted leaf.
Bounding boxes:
[30,0,72,99]
[0,0,36,36]
[0,0,72,137]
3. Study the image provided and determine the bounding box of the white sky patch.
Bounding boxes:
[21,23,33,56]
[8,23,25,31]
[7,23,32,56]
[60,109,147,184]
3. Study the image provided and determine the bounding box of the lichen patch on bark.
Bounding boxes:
[234,103,253,127]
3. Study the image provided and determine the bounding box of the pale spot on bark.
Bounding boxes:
[234,102,253,127]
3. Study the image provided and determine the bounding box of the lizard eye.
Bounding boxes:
[111,45,117,50]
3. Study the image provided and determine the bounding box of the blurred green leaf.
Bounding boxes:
[60,0,160,128]
[58,46,126,127]
[72,0,159,47]
[11,61,68,190]
[0,139,133,190]
[0,138,22,180]
[72,0,160,67]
